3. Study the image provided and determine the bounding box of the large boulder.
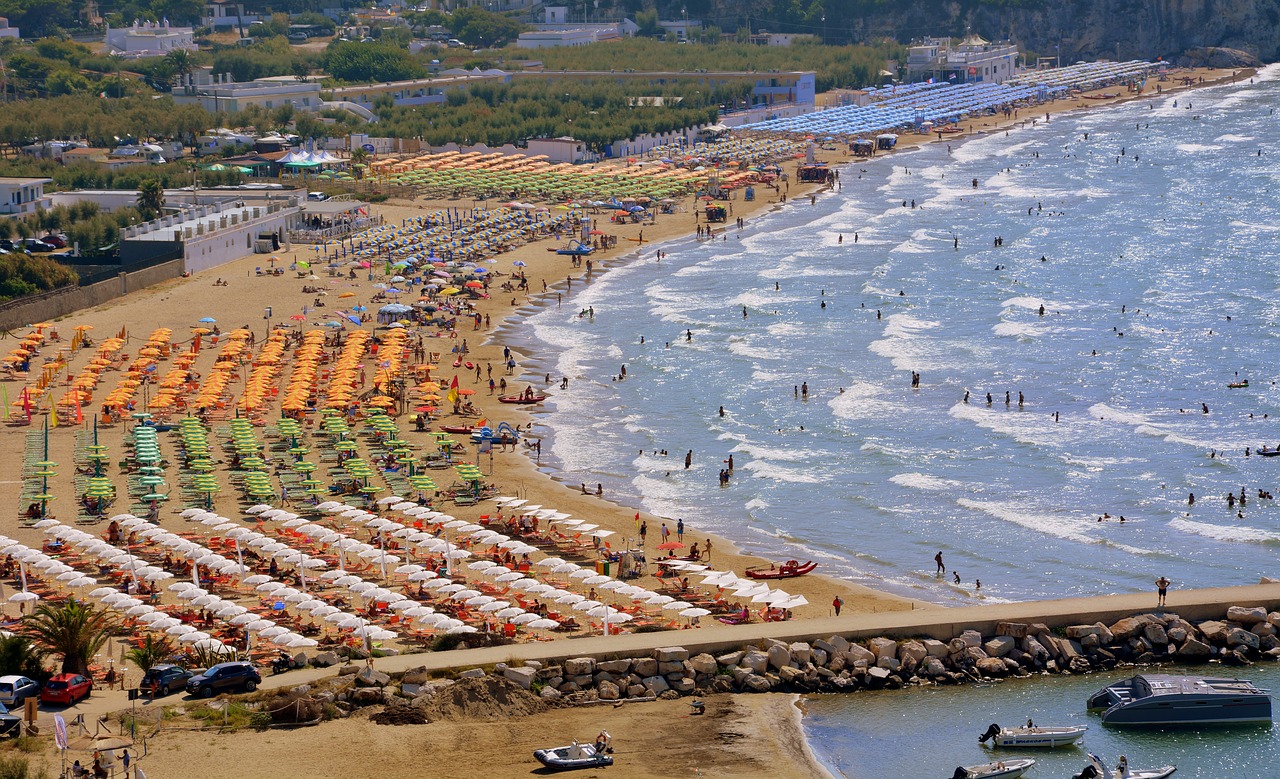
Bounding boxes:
[959,630,983,648]
[715,651,744,667]
[868,637,897,660]
[789,642,812,664]
[1198,621,1232,644]
[740,650,769,674]
[689,653,718,675]
[983,637,1015,658]
[815,636,849,656]
[922,639,949,659]
[923,657,948,677]
[976,657,1008,677]
[565,657,596,677]
[898,641,928,664]
[1227,628,1261,650]
[655,646,690,663]
[355,667,391,688]
[995,622,1028,639]
[845,644,876,666]
[642,675,670,695]
[1178,637,1213,658]
[597,659,631,675]
[1227,606,1268,625]
[743,674,772,692]
[633,658,659,677]
[1143,623,1169,645]
[1109,615,1155,641]
[767,644,792,671]
[597,680,620,700]
[502,666,536,690]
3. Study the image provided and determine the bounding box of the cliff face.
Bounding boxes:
[838,0,1279,62]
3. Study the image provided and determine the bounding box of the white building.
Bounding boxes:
[0,178,51,216]
[906,35,1018,84]
[525,137,588,163]
[173,69,323,114]
[0,16,19,39]
[105,20,196,57]
[204,0,258,29]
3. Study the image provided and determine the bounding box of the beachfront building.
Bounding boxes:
[906,35,1018,84]
[120,198,302,271]
[204,0,259,29]
[0,16,18,38]
[174,68,324,114]
[105,20,196,57]
[0,178,52,216]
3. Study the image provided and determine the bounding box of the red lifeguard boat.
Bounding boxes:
[744,560,817,580]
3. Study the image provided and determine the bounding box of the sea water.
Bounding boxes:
[802,662,1280,778]
[503,65,1280,606]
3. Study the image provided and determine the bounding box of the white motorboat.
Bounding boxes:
[979,722,1087,747]
[1086,674,1271,726]
[948,757,1036,778]
[1073,753,1175,779]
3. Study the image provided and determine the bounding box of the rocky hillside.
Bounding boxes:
[746,0,1277,63]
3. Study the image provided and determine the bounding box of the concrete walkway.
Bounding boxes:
[257,581,1280,691]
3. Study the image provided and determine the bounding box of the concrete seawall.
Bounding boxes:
[262,582,1280,689]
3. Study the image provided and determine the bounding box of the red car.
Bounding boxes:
[40,674,92,706]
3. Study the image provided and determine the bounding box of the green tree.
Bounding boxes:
[450,7,526,48]
[137,178,165,220]
[322,41,425,83]
[124,634,175,674]
[165,48,195,86]
[23,601,117,676]
[0,634,45,681]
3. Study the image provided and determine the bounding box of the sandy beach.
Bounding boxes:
[0,65,1245,777]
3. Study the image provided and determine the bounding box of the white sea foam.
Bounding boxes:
[889,472,966,492]
[1169,518,1280,543]
[828,382,900,421]
[1215,134,1255,143]
[740,459,825,484]
[1176,143,1223,153]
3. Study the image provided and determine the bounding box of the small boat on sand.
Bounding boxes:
[949,757,1036,779]
[498,393,547,404]
[744,559,817,579]
[534,741,613,771]
[1073,753,1175,779]
[438,425,474,434]
[979,722,1087,748]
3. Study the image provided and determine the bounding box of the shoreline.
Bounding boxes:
[463,63,1247,612]
[0,64,1255,779]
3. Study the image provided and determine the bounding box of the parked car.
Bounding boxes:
[185,662,260,698]
[140,665,192,696]
[39,234,66,249]
[0,676,39,707]
[40,674,92,706]
[0,703,21,737]
[22,238,55,253]
[287,32,309,42]
[0,239,17,251]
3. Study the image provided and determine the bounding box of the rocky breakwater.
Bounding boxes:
[486,605,1280,702]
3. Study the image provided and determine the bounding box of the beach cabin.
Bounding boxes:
[876,134,898,151]
[797,164,829,183]
[704,204,727,223]
[851,139,874,157]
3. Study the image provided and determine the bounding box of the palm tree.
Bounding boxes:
[137,179,165,221]
[0,634,43,680]
[164,49,194,88]
[124,634,174,675]
[24,601,117,676]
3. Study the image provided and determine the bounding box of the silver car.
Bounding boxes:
[0,676,39,707]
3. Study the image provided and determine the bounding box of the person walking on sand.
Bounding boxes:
[639,521,647,546]
[1156,576,1171,607]
[832,595,843,616]
[935,551,945,574]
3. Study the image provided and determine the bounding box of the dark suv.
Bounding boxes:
[185,662,260,698]
[141,665,192,696]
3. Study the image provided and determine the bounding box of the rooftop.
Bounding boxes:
[0,177,52,185]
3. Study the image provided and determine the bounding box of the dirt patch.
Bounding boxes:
[414,675,547,721]
[370,705,429,726]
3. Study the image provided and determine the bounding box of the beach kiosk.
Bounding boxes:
[876,134,898,151]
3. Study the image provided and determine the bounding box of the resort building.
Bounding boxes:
[105,20,196,56]
[0,178,52,216]
[906,35,1018,84]
[0,16,18,38]
[174,68,324,114]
